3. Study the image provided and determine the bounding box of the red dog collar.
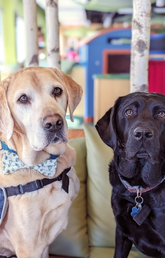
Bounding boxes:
[118,174,165,195]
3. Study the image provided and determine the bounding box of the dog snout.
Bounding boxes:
[133,127,154,140]
[43,114,63,132]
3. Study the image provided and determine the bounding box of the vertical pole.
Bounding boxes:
[23,0,39,67]
[130,0,151,92]
[46,0,61,69]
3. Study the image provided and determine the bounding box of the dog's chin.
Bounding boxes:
[51,136,61,144]
[42,134,67,155]
[48,132,68,145]
[44,140,67,156]
[120,154,162,187]
[49,135,68,146]
[136,152,149,159]
[31,144,46,152]
[126,150,158,165]
[136,153,154,164]
[31,138,66,152]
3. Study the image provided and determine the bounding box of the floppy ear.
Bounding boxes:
[0,81,14,140]
[95,107,117,150]
[50,68,83,122]
[95,97,122,150]
[64,74,83,121]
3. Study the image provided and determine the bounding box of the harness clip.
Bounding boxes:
[35,180,44,189]
[18,184,24,195]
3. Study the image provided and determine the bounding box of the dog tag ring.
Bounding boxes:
[135,195,144,210]
[131,191,143,217]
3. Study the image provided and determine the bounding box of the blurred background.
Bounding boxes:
[1,0,165,127]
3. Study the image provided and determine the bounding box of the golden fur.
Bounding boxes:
[0,67,82,258]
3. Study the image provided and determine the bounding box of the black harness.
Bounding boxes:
[5,167,71,197]
[0,141,71,258]
[0,167,71,258]
[0,141,71,195]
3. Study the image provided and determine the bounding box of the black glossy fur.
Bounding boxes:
[96,92,165,258]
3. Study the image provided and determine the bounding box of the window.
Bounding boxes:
[16,16,26,64]
[107,54,130,74]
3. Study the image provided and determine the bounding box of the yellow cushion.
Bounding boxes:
[49,137,89,257]
[84,124,116,247]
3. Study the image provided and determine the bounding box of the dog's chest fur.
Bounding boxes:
[0,167,79,255]
[110,158,165,244]
[0,146,79,256]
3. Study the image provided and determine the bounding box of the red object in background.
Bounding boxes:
[148,60,165,95]
[67,50,77,61]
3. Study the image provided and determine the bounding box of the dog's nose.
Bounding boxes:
[43,114,63,132]
[133,127,154,140]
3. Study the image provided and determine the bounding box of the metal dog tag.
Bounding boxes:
[0,187,8,225]
[133,204,151,226]
[131,190,151,226]
[131,194,143,217]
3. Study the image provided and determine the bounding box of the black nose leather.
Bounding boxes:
[133,127,154,140]
[43,114,63,132]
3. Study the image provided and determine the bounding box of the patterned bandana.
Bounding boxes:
[2,150,58,177]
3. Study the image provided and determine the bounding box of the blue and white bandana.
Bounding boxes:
[2,150,58,177]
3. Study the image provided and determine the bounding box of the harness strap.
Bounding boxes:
[0,170,71,258]
[0,167,71,258]
[1,141,17,154]
[0,143,70,258]
[5,167,71,197]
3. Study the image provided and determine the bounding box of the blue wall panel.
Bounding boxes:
[80,29,165,120]
[85,45,103,117]
[81,29,132,119]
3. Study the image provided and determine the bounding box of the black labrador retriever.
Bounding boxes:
[96,92,165,258]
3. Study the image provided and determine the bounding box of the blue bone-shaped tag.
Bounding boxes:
[131,206,140,217]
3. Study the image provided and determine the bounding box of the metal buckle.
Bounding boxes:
[35,180,44,189]
[18,184,24,194]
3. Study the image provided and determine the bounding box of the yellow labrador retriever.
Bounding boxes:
[0,67,82,258]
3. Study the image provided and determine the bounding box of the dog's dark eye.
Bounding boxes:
[53,87,62,97]
[125,109,133,116]
[18,94,29,104]
[158,111,165,118]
